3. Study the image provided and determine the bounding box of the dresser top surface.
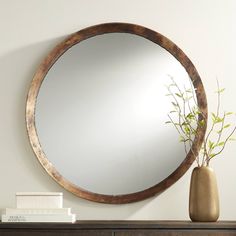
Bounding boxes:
[0,221,236,229]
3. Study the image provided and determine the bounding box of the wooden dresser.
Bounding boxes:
[0,221,235,236]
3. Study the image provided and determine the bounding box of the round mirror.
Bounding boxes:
[26,23,207,203]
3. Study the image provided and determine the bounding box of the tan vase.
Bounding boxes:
[189,166,219,222]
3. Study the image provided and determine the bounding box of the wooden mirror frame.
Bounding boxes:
[26,22,207,204]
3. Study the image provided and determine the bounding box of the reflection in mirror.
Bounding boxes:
[36,33,194,195]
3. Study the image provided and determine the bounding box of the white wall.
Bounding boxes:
[0,0,236,220]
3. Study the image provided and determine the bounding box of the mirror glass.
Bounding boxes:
[35,33,193,195]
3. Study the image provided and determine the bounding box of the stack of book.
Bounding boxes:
[1,192,76,223]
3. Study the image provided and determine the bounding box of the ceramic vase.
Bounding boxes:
[189,166,219,222]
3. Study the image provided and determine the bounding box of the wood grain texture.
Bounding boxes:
[1,220,236,229]
[26,22,208,204]
[0,221,236,236]
[115,231,236,236]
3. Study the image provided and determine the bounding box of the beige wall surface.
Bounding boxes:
[0,0,236,220]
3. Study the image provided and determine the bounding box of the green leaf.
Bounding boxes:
[199,119,205,127]
[216,88,225,93]
[226,112,234,116]
[208,140,215,149]
[179,136,187,142]
[171,102,178,107]
[184,126,190,134]
[224,124,231,129]
[211,112,217,119]
[185,96,193,101]
[229,137,236,141]
[175,93,182,98]
[209,153,216,158]
[185,89,193,93]
[214,117,224,123]
[186,113,195,119]
[216,129,223,134]
[194,109,201,115]
[217,142,225,146]
[170,110,177,113]
[165,121,171,124]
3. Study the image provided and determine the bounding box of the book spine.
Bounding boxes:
[6,208,71,215]
[16,196,63,208]
[16,192,63,196]
[1,214,76,223]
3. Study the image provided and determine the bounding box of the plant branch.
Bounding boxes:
[207,123,236,163]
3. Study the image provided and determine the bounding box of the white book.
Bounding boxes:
[5,208,71,215]
[1,214,76,223]
[16,192,63,209]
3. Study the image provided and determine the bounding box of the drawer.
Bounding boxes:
[115,230,236,236]
[0,229,112,236]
